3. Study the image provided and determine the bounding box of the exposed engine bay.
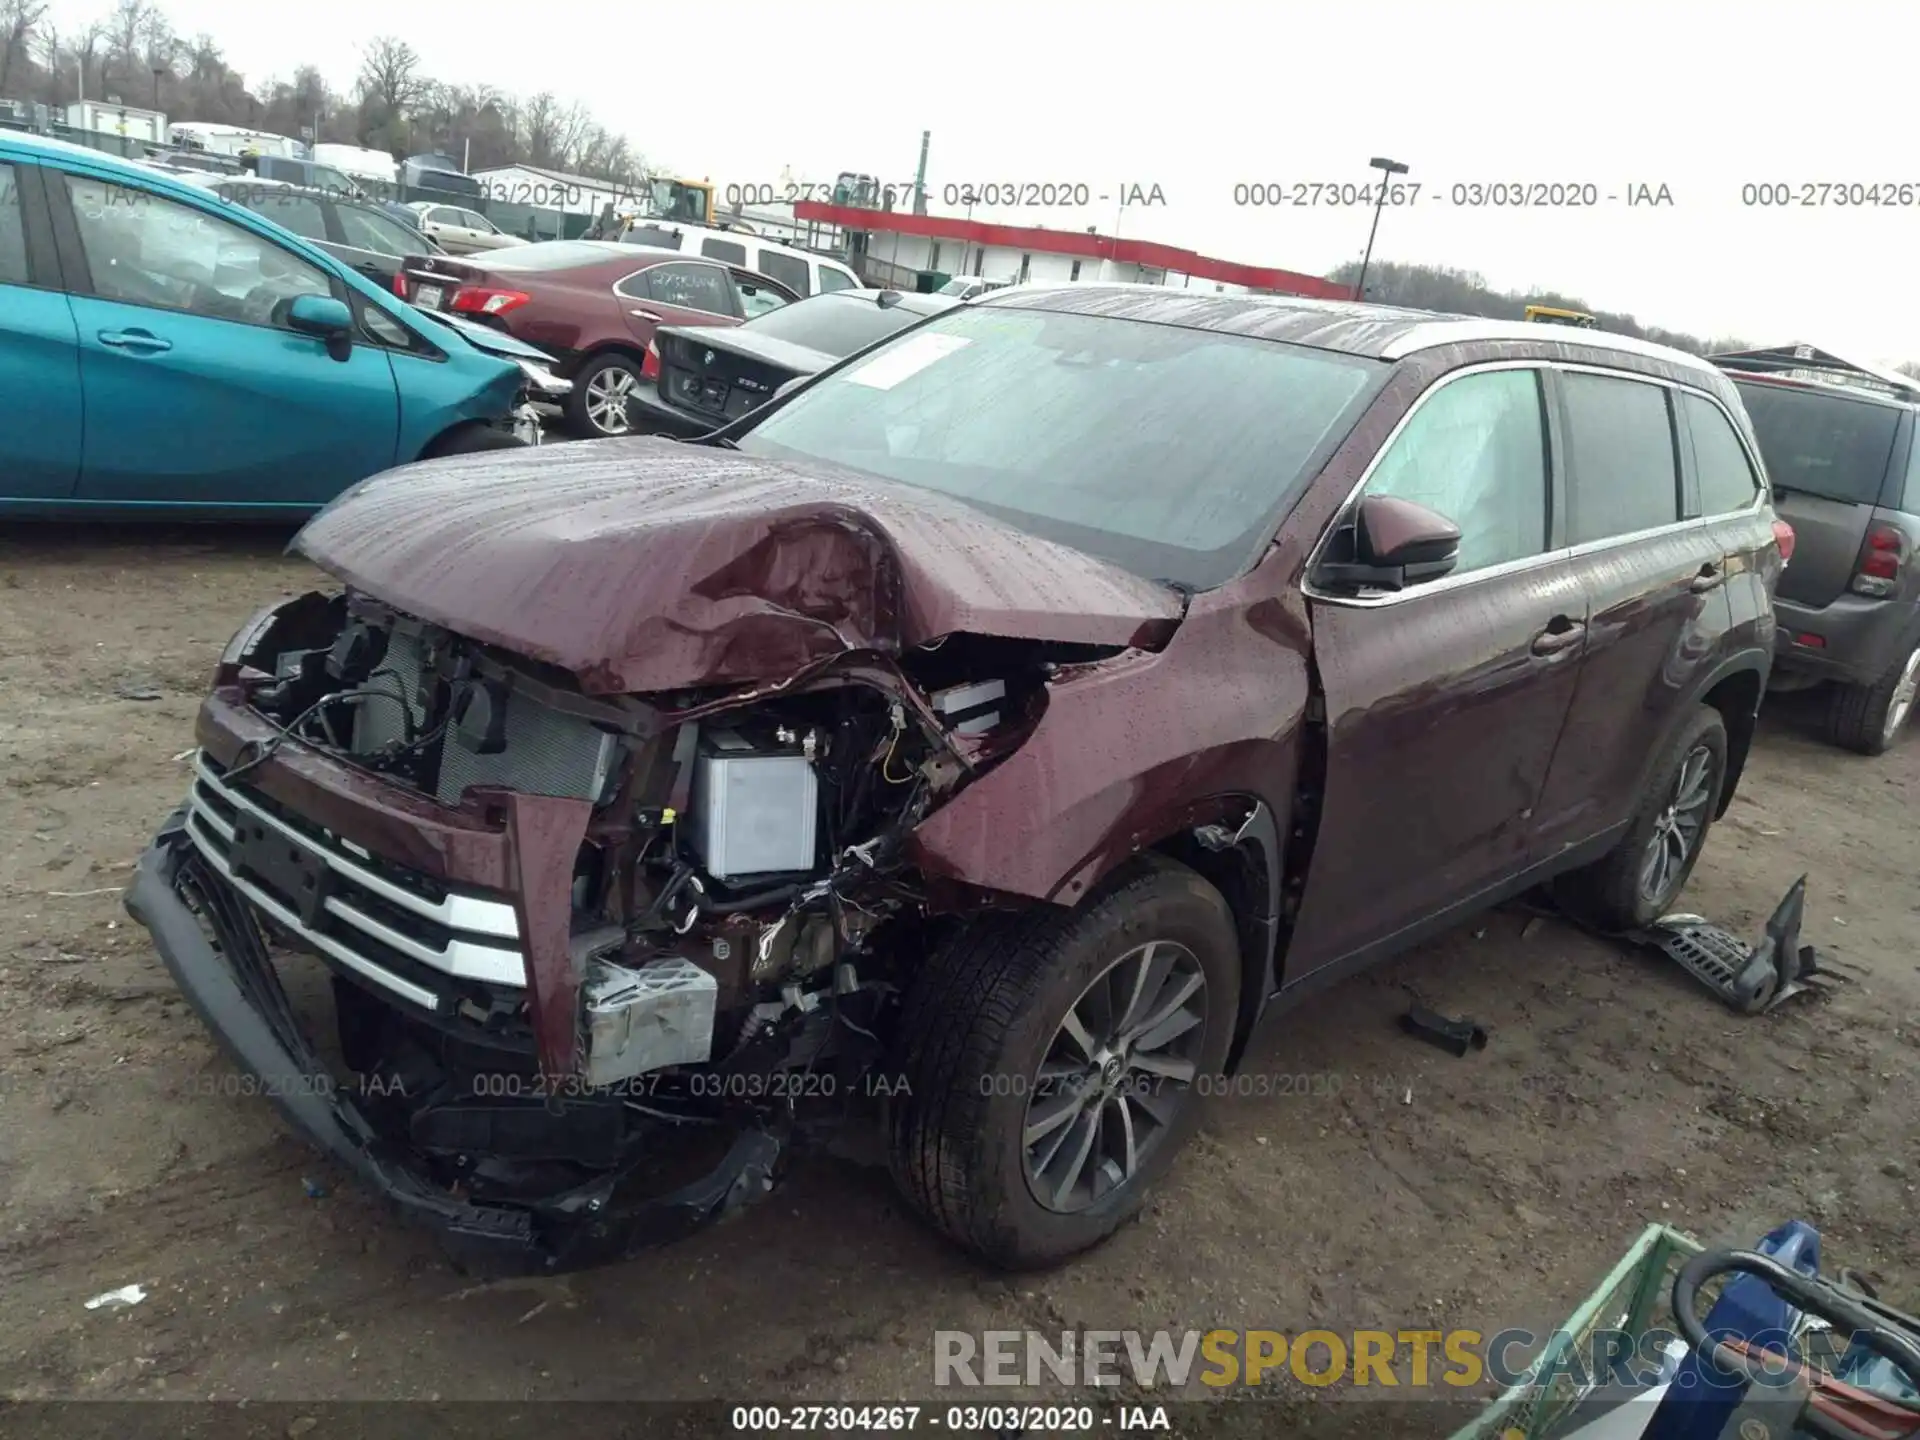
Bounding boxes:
[191,587,1092,1215]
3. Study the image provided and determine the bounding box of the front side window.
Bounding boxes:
[736,277,789,318]
[1561,371,1680,544]
[460,209,496,233]
[63,174,331,328]
[1363,368,1550,576]
[1681,392,1763,516]
[817,265,857,293]
[336,204,422,257]
[735,305,1385,588]
[0,162,27,285]
[644,261,732,315]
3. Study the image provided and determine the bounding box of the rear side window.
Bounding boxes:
[700,237,747,265]
[1364,368,1549,577]
[1682,393,1763,516]
[1561,372,1680,544]
[1733,379,1901,507]
[757,249,809,296]
[817,265,857,293]
[247,193,329,242]
[645,261,733,315]
[0,163,27,284]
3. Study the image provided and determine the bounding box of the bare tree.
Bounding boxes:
[103,0,148,92]
[0,0,49,95]
[356,36,425,115]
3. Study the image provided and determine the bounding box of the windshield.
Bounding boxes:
[734,305,1386,588]
[744,294,925,354]
[1734,379,1902,505]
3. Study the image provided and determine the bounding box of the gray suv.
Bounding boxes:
[1714,346,1920,754]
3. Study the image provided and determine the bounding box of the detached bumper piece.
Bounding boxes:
[125,808,782,1275]
[1627,873,1857,1015]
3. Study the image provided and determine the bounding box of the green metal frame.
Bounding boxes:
[1451,1224,1704,1439]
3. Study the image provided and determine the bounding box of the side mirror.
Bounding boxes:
[1315,494,1461,592]
[283,293,355,361]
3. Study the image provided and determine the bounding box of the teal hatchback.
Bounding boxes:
[0,133,565,517]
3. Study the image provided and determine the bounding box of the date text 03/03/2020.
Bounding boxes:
[1230,180,1675,207]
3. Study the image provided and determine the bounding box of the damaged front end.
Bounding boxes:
[127,580,1089,1273]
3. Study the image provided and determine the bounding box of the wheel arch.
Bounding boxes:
[415,418,507,461]
[1695,654,1769,818]
[1146,797,1282,1075]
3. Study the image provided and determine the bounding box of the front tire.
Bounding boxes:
[1825,642,1920,755]
[1558,704,1728,931]
[886,856,1240,1270]
[563,353,645,438]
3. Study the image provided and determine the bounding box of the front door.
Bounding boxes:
[54,168,399,510]
[1287,365,1589,977]
[0,160,83,501]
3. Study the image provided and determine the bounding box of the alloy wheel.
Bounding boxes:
[584,367,638,435]
[1882,646,1920,746]
[1639,742,1714,907]
[1022,940,1209,1215]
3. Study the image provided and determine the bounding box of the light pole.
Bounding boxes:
[1353,155,1409,303]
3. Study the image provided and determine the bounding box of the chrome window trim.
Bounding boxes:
[1379,320,1719,375]
[1304,360,1769,611]
[191,754,520,940]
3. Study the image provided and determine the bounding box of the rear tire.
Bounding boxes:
[885,855,1240,1270]
[563,353,645,438]
[1824,642,1920,756]
[1557,704,1728,932]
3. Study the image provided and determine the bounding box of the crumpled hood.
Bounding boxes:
[292,439,1183,694]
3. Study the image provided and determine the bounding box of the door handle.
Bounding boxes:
[629,309,662,322]
[1530,617,1586,656]
[1689,562,1725,593]
[97,328,171,354]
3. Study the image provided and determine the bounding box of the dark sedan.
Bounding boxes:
[630,288,960,437]
[198,177,443,294]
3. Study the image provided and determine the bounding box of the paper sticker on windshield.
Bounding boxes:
[845,333,972,390]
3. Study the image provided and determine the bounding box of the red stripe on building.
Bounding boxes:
[791,202,1349,299]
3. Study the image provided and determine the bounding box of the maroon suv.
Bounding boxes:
[127,288,1784,1276]
[399,240,799,439]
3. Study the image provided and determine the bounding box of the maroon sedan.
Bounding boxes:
[399,241,799,438]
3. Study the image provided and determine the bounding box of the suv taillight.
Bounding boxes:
[1851,523,1907,597]
[1771,517,1795,566]
[448,286,530,317]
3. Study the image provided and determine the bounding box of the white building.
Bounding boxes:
[791,200,1349,299]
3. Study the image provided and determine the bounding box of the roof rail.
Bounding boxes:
[1711,344,1920,400]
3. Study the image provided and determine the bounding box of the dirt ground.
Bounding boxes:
[2,524,1916,1431]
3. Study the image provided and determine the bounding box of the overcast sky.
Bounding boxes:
[50,0,1920,361]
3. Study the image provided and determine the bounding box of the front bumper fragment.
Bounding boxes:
[125,807,782,1275]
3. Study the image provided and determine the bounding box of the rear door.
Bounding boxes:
[1732,377,1905,607]
[615,260,740,348]
[1531,369,1724,849]
[0,159,84,501]
[1288,364,1589,975]
[52,166,399,509]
